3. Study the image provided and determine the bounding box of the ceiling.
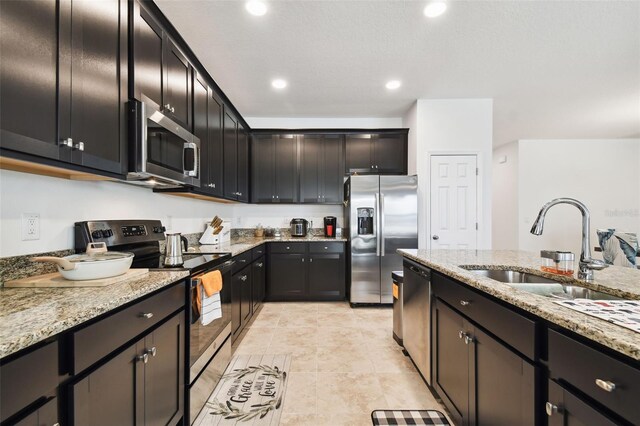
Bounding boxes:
[155,0,640,146]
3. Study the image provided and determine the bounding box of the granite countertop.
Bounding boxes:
[0,270,189,359]
[187,235,348,257]
[399,249,640,361]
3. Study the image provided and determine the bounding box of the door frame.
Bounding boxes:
[426,151,482,249]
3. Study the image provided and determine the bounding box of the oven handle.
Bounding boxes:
[191,260,235,286]
[183,142,199,177]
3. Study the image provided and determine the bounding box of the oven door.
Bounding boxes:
[128,98,201,187]
[189,260,233,382]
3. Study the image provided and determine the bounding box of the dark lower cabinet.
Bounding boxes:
[432,298,536,426]
[547,380,618,426]
[231,264,253,340]
[14,397,58,426]
[252,256,266,312]
[71,312,184,426]
[267,243,346,301]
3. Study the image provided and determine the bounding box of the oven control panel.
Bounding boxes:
[122,225,147,237]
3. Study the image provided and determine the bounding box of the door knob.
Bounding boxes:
[545,402,561,416]
[432,235,439,240]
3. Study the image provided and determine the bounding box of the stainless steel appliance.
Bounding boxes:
[74,219,233,424]
[127,97,201,188]
[290,218,309,237]
[344,175,418,304]
[164,233,189,266]
[403,259,431,384]
[324,216,337,238]
[392,270,404,346]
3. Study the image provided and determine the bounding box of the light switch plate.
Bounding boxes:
[21,213,40,241]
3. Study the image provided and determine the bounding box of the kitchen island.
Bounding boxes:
[398,249,640,426]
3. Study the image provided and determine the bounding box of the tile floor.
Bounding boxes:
[232,302,449,425]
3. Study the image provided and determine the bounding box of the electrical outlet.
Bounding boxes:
[21,213,40,241]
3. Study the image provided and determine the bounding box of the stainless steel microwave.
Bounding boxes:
[127,98,200,188]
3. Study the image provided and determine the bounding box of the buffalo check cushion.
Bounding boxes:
[371,410,450,425]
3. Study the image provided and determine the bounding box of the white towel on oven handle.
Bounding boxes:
[201,285,222,326]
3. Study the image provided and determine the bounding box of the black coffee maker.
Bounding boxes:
[323,216,337,238]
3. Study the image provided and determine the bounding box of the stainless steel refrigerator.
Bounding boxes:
[344,175,418,304]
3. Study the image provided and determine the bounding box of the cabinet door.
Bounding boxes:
[193,73,209,188]
[471,326,536,426]
[144,312,185,426]
[14,397,58,426]
[321,136,345,203]
[373,134,407,174]
[300,135,323,203]
[231,271,242,338]
[252,257,266,311]
[274,135,298,203]
[308,253,345,300]
[72,339,143,426]
[223,111,238,199]
[267,253,307,300]
[345,134,373,174]
[0,0,60,160]
[133,1,164,108]
[251,135,275,202]
[547,380,618,426]
[433,299,469,426]
[238,268,252,326]
[207,90,224,197]
[164,38,191,128]
[237,123,249,202]
[62,0,127,174]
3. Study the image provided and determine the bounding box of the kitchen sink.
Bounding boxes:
[463,267,623,300]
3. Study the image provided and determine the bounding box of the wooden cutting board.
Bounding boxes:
[5,268,149,288]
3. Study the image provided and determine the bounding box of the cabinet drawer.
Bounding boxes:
[233,251,253,274]
[72,282,185,374]
[269,242,306,254]
[548,329,640,425]
[252,245,266,261]
[0,342,58,422]
[432,272,537,360]
[309,242,344,253]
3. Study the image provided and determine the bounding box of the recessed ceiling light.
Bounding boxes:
[385,80,402,90]
[424,1,447,18]
[271,79,287,89]
[245,0,267,16]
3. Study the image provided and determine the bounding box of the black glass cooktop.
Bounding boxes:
[133,252,232,273]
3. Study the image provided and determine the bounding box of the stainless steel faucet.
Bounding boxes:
[530,198,607,281]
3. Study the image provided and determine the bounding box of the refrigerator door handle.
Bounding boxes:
[380,192,385,256]
[375,192,381,256]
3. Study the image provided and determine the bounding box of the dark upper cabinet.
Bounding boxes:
[223,111,238,200]
[237,123,250,202]
[133,0,191,128]
[164,38,191,129]
[1,0,127,174]
[251,134,298,203]
[193,73,223,197]
[0,0,60,160]
[62,0,128,174]
[300,134,344,204]
[345,133,407,175]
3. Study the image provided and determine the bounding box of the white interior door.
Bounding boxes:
[430,155,478,249]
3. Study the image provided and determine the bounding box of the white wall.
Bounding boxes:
[410,99,494,249]
[492,141,519,249]
[231,204,342,230]
[245,116,403,129]
[402,101,418,176]
[516,139,640,257]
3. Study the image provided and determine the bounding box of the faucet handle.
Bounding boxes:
[584,259,608,270]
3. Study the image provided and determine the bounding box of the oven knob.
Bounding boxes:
[153,226,166,233]
[91,230,102,239]
[101,229,113,238]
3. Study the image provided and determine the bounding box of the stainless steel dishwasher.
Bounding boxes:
[402,259,431,384]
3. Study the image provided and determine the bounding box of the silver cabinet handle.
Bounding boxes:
[309,258,313,263]
[139,312,153,319]
[75,141,85,151]
[237,192,242,196]
[276,195,279,199]
[137,353,149,364]
[286,246,290,250]
[464,335,474,345]
[302,258,305,262]
[171,106,175,113]
[272,195,275,199]
[146,347,157,357]
[375,165,378,169]
[257,262,263,267]
[460,300,470,306]
[240,275,248,281]
[61,137,73,147]
[458,330,465,339]
[545,402,561,416]
[324,246,328,250]
[595,379,616,392]
[432,235,439,240]
[164,103,171,110]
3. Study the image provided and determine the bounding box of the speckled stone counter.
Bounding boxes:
[398,249,640,361]
[187,235,348,257]
[0,270,189,359]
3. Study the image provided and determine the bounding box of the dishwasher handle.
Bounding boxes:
[407,264,431,279]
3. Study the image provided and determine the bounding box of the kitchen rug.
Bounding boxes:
[554,299,640,333]
[193,354,290,426]
[371,410,450,425]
